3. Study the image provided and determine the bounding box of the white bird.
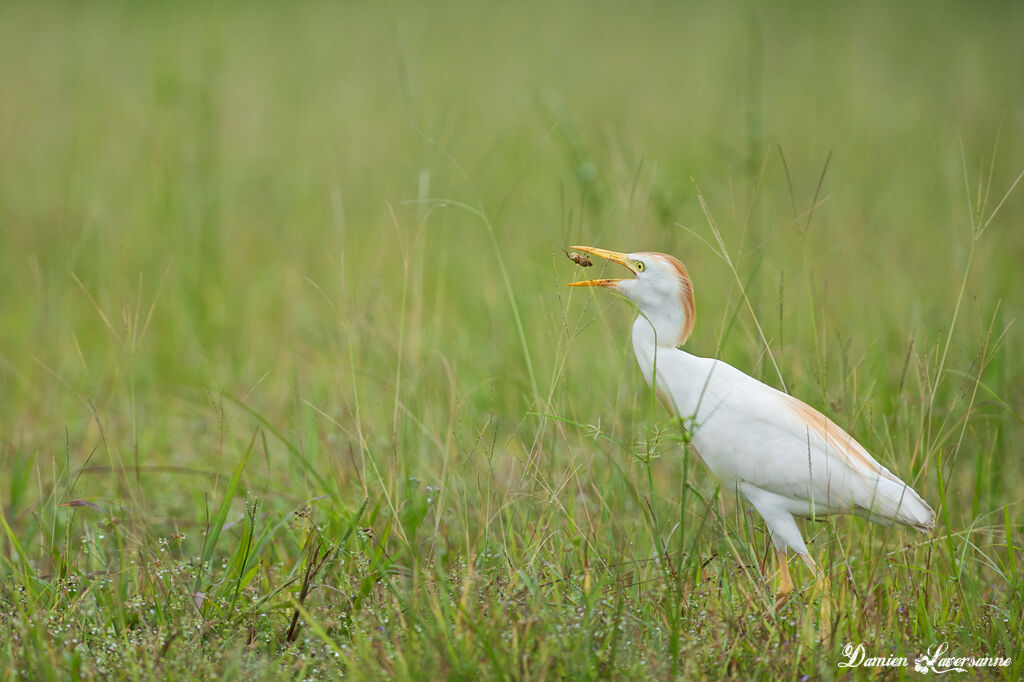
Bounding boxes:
[568,245,934,608]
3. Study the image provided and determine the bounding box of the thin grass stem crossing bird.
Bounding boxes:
[567,245,934,618]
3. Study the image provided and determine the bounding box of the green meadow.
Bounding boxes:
[2,1,1023,679]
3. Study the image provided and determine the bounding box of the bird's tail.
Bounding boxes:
[862,474,935,532]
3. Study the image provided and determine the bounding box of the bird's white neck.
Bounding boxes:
[631,313,684,388]
[631,308,688,353]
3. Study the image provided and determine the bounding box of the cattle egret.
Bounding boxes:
[568,245,934,614]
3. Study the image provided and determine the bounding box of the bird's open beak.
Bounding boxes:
[566,245,635,287]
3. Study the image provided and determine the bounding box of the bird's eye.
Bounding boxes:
[635,261,645,272]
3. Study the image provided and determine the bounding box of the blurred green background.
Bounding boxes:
[3,0,1022,500]
[1,1,1023,677]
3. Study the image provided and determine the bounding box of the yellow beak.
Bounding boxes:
[566,245,635,287]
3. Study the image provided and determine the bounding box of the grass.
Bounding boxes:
[1,1,1023,679]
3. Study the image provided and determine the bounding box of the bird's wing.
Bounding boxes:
[678,360,881,488]
[669,357,932,527]
[779,392,933,528]
[782,393,900,485]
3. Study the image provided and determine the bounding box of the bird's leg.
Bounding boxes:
[800,554,833,644]
[775,549,794,605]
